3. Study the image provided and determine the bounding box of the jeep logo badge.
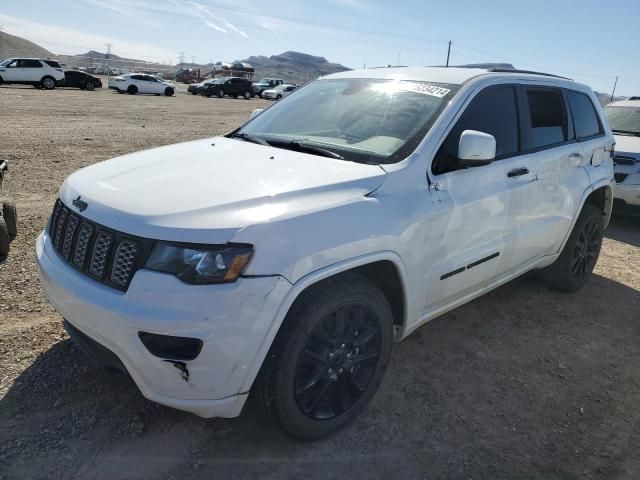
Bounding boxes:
[72,196,88,212]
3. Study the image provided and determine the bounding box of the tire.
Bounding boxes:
[85,81,95,91]
[217,90,224,98]
[41,76,56,90]
[276,94,282,100]
[127,85,138,94]
[254,272,394,440]
[243,90,252,100]
[541,204,603,292]
[0,217,9,257]
[2,201,17,240]
[165,87,174,96]
[191,91,198,95]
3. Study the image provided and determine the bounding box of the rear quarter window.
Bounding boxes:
[44,60,61,68]
[567,91,602,139]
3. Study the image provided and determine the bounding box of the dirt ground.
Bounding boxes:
[0,81,639,480]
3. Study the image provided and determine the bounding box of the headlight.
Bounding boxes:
[145,243,253,284]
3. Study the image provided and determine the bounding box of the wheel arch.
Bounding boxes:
[240,251,409,393]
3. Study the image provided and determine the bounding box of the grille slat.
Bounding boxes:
[89,232,114,279]
[48,200,150,291]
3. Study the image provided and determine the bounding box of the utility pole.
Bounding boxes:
[191,55,195,65]
[105,42,112,81]
[396,49,401,66]
[178,52,186,65]
[446,40,452,67]
[610,76,619,103]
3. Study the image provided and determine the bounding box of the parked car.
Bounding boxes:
[37,66,614,441]
[253,78,284,96]
[604,98,640,210]
[187,79,213,95]
[108,73,175,96]
[262,84,297,100]
[63,70,102,90]
[0,58,65,89]
[201,77,253,99]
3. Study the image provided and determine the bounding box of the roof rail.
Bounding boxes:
[486,68,573,81]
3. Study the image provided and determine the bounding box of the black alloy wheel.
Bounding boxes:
[571,216,600,280]
[294,302,382,420]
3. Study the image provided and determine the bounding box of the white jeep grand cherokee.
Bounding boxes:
[37,67,615,440]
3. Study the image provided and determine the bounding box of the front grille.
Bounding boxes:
[48,199,154,291]
[615,173,628,184]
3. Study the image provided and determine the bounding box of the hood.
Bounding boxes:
[613,134,640,159]
[60,137,386,243]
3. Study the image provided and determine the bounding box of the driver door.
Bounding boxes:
[421,84,539,314]
[1,59,23,82]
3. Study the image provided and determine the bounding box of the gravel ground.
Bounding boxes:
[0,82,639,480]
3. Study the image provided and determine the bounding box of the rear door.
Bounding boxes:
[64,71,79,87]
[517,85,592,255]
[23,60,44,82]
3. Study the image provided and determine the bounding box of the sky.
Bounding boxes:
[1,0,639,95]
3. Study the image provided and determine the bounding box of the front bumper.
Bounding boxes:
[36,231,292,418]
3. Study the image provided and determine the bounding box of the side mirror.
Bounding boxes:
[458,130,496,166]
[250,108,264,119]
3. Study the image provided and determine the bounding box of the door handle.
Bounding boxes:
[507,167,529,178]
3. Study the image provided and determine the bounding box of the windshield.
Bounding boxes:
[0,59,11,66]
[605,106,640,135]
[236,78,458,164]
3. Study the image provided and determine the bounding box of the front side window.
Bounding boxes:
[525,88,567,149]
[237,78,459,164]
[434,85,519,174]
[567,91,602,139]
[604,106,640,136]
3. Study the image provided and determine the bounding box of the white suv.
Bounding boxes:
[0,58,65,89]
[604,98,640,209]
[37,67,615,440]
[108,73,176,96]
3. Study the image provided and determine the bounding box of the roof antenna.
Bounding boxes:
[445,41,452,67]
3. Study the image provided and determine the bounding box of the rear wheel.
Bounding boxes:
[217,90,224,98]
[2,201,17,240]
[0,217,10,257]
[541,204,603,292]
[127,85,138,94]
[255,272,393,440]
[243,90,252,100]
[165,87,174,96]
[41,76,56,90]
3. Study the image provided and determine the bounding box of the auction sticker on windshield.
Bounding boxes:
[409,83,451,97]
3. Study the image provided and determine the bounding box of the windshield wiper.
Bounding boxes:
[231,132,271,146]
[268,140,345,159]
[612,129,640,136]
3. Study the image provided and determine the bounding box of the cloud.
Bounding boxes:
[86,0,165,27]
[262,21,284,44]
[0,14,176,62]
[187,1,249,38]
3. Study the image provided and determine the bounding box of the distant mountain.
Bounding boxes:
[240,51,351,83]
[0,31,54,59]
[594,91,625,106]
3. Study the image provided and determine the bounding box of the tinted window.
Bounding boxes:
[44,60,61,68]
[525,88,567,148]
[65,71,78,78]
[131,75,144,80]
[567,91,601,139]
[23,60,42,68]
[434,86,519,174]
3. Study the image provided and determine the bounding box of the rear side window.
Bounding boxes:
[525,88,567,149]
[131,75,144,80]
[434,85,519,174]
[567,91,602,139]
[44,60,61,68]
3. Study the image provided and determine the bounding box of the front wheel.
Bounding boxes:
[127,85,138,94]
[243,90,252,100]
[0,217,10,257]
[85,81,95,91]
[165,87,174,96]
[276,94,282,100]
[541,204,603,292]
[2,201,17,240]
[217,90,224,98]
[255,272,393,440]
